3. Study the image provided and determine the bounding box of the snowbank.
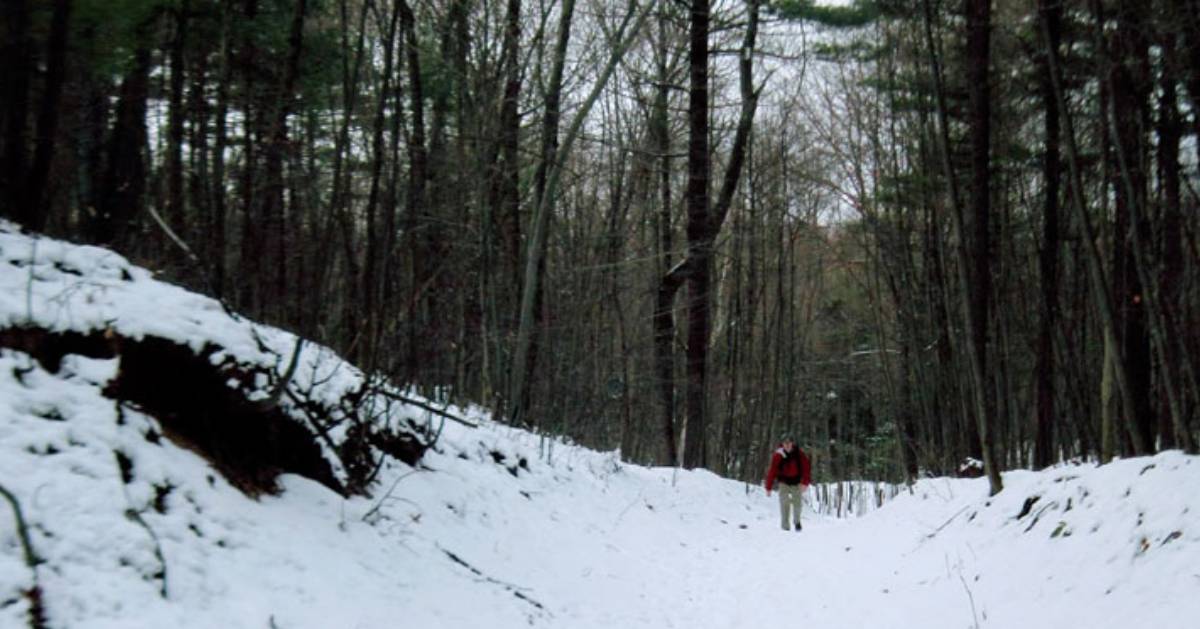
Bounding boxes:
[0,221,431,495]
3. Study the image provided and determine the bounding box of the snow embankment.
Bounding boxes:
[0,221,432,496]
[817,453,1199,629]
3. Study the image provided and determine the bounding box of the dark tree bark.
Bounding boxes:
[656,265,685,465]
[319,0,369,353]
[965,0,1002,494]
[399,0,432,382]
[920,0,1001,493]
[1038,0,1141,464]
[25,0,72,231]
[259,0,308,321]
[680,0,713,470]
[165,1,190,239]
[94,23,154,247]
[680,0,760,469]
[235,0,261,312]
[360,0,401,372]
[186,13,212,284]
[1,0,31,225]
[493,0,523,297]
[210,0,234,300]
[1155,29,1197,453]
[1100,0,1155,454]
[1033,0,1062,470]
[651,6,679,465]
[75,23,108,241]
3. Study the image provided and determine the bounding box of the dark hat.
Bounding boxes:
[781,434,796,444]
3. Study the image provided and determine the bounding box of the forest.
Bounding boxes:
[2,0,1198,492]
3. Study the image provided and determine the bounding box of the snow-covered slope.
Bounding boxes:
[2,224,1198,629]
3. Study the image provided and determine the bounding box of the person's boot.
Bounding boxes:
[794,522,802,532]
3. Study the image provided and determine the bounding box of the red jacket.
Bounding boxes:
[764,445,811,492]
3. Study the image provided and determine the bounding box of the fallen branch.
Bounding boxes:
[146,201,240,319]
[439,546,546,612]
[375,391,478,428]
[924,505,972,539]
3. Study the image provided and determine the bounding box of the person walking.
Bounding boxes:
[764,436,811,531]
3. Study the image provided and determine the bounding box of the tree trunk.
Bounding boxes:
[2,0,31,225]
[360,0,401,373]
[259,0,307,321]
[651,5,679,466]
[25,0,72,231]
[399,0,431,382]
[1041,0,1143,463]
[680,0,712,470]
[210,1,234,300]
[1156,32,1197,452]
[656,263,686,462]
[516,0,578,425]
[1033,0,1062,470]
[493,0,523,298]
[235,0,261,312]
[966,0,1002,495]
[319,0,369,353]
[1103,0,1156,455]
[508,0,651,426]
[921,0,1002,494]
[166,1,190,237]
[680,0,760,470]
[95,22,154,247]
[187,17,212,289]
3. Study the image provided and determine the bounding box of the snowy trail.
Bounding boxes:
[395,441,918,629]
[395,438,1198,629]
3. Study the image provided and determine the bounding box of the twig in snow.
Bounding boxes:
[361,470,422,523]
[0,483,41,568]
[438,546,547,613]
[958,571,981,629]
[612,489,646,531]
[305,347,345,388]
[123,507,168,598]
[113,453,169,598]
[257,337,305,411]
[0,482,48,628]
[430,416,446,448]
[925,505,972,539]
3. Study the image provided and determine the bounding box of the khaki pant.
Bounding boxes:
[778,483,803,530]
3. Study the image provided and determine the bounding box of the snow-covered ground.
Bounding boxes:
[2,223,1198,629]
